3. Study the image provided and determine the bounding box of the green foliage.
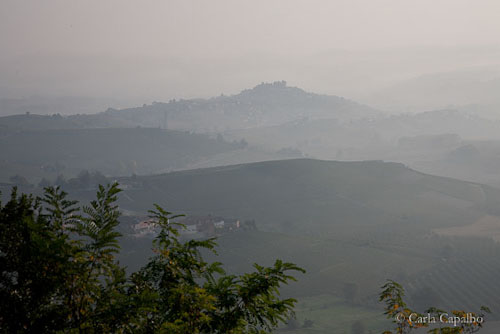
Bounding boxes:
[41,185,79,229]
[380,280,490,334]
[0,184,304,333]
[127,205,305,333]
[0,188,73,333]
[65,183,125,332]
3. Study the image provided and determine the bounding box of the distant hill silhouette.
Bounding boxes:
[0,81,378,131]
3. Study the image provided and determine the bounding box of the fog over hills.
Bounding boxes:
[0,96,130,117]
[5,1,500,332]
[0,81,378,131]
[363,66,500,117]
[4,81,500,188]
[0,82,378,183]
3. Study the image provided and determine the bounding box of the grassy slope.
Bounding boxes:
[34,158,499,330]
[116,159,499,234]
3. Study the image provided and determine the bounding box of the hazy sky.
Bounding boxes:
[2,0,500,104]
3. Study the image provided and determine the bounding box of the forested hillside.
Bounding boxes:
[0,128,245,182]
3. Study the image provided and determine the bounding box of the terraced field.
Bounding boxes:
[407,256,500,317]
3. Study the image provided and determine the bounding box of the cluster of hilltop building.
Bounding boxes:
[130,215,257,239]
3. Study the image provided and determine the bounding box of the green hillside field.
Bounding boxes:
[5,158,500,331]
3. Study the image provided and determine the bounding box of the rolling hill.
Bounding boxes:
[94,158,500,332]
[5,158,500,331]
[0,81,378,132]
[111,158,500,234]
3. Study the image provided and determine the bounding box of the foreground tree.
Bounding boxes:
[380,280,490,334]
[0,189,74,333]
[0,184,304,333]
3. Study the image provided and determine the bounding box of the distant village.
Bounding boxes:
[125,214,257,239]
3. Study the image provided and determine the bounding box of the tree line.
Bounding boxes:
[0,184,304,333]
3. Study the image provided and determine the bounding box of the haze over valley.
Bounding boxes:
[3,1,500,333]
